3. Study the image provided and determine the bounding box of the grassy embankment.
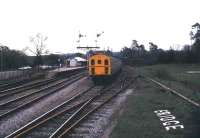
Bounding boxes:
[136,64,200,102]
[110,64,200,138]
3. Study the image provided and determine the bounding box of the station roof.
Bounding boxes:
[74,57,87,62]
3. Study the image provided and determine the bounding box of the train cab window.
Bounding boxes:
[104,59,109,65]
[91,59,95,65]
[98,60,101,64]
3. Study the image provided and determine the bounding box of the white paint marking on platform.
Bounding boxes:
[51,66,85,72]
[154,110,184,131]
[186,71,200,74]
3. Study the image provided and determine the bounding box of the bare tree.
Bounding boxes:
[28,33,48,67]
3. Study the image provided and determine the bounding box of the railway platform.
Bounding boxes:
[50,66,86,72]
[47,66,86,78]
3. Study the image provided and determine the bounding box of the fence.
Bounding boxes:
[0,70,32,81]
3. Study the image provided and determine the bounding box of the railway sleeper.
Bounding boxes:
[79,123,94,128]
[73,127,91,133]
[92,113,109,117]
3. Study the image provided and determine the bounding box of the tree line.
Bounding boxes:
[120,23,200,65]
[0,46,27,71]
[0,33,62,71]
[1,23,200,71]
[0,45,64,71]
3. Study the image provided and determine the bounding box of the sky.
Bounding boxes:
[0,0,199,55]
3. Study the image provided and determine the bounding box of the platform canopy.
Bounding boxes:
[74,57,87,62]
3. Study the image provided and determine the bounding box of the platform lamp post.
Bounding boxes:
[55,51,62,70]
[58,58,61,71]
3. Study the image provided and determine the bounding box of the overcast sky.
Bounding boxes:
[0,0,199,55]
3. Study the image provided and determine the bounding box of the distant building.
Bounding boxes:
[68,57,87,67]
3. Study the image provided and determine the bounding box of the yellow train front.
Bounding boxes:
[88,52,122,82]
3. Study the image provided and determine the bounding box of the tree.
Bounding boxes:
[131,40,139,49]
[149,42,158,52]
[120,22,200,65]
[120,46,132,58]
[120,40,148,65]
[191,23,200,42]
[28,33,48,67]
[0,45,28,70]
[43,54,61,66]
[191,23,200,62]
[182,45,193,63]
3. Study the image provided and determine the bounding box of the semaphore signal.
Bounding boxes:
[76,31,104,50]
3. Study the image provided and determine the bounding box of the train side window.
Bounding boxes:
[98,60,101,64]
[91,59,95,65]
[104,59,109,65]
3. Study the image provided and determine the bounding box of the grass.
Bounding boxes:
[136,64,200,87]
[152,67,174,80]
[136,64,200,102]
[110,64,200,138]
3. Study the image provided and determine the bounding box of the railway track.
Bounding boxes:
[5,73,135,138]
[50,78,132,138]
[0,77,58,100]
[0,72,86,119]
[0,69,85,98]
[0,73,79,102]
[0,77,41,91]
[0,70,86,104]
[5,85,103,138]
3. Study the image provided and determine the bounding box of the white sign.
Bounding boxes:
[154,110,184,131]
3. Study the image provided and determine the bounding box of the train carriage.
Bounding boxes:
[88,52,122,82]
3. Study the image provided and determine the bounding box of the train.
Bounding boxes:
[88,51,122,82]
